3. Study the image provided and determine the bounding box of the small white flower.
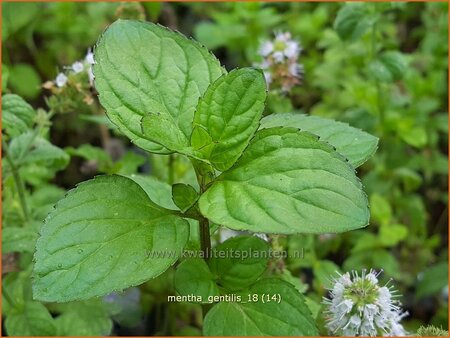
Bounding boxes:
[275,31,291,43]
[272,51,284,63]
[338,272,353,287]
[332,280,345,297]
[253,31,304,92]
[366,271,379,284]
[323,269,408,337]
[339,299,354,313]
[288,63,298,77]
[85,49,95,65]
[259,41,274,57]
[55,72,68,87]
[71,61,84,73]
[284,40,300,58]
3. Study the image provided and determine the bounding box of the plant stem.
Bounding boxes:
[2,140,30,223]
[193,162,213,316]
[199,216,211,259]
[168,154,174,185]
[196,168,212,259]
[2,283,16,309]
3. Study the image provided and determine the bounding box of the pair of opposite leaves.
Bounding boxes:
[33,20,377,306]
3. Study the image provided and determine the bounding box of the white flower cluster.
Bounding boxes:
[54,49,95,88]
[254,32,304,92]
[323,270,408,337]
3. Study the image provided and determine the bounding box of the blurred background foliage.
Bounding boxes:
[2,1,448,336]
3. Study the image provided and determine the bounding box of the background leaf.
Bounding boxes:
[334,3,375,41]
[203,278,318,336]
[208,236,269,291]
[53,300,113,336]
[2,227,38,254]
[5,302,56,336]
[174,259,220,302]
[172,183,199,212]
[368,51,407,83]
[416,262,449,299]
[8,64,42,99]
[2,94,35,138]
[8,132,69,172]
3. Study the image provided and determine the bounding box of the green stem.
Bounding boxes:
[194,164,213,316]
[199,216,211,259]
[196,169,211,260]
[2,283,16,309]
[3,140,30,223]
[168,154,174,185]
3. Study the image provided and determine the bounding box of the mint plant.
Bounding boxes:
[32,19,379,336]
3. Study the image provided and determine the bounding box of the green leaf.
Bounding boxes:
[400,126,428,148]
[367,60,394,83]
[344,249,400,279]
[304,297,321,320]
[2,94,35,138]
[370,193,392,226]
[141,112,190,152]
[209,236,269,291]
[128,174,177,209]
[104,288,142,328]
[192,68,267,171]
[65,144,113,172]
[194,22,229,50]
[8,132,69,172]
[5,301,56,336]
[379,51,407,81]
[142,2,162,21]
[8,64,41,99]
[279,269,308,293]
[260,113,378,167]
[379,223,408,247]
[334,3,375,41]
[394,167,422,192]
[33,175,189,302]
[174,259,219,302]
[2,227,38,254]
[2,2,41,40]
[172,183,199,212]
[368,52,407,83]
[416,262,448,299]
[115,151,146,175]
[54,300,113,336]
[313,260,341,290]
[199,128,369,234]
[29,186,66,221]
[2,271,32,316]
[94,19,224,154]
[203,278,318,336]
